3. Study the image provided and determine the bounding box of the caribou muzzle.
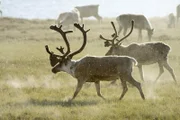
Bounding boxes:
[52,67,59,74]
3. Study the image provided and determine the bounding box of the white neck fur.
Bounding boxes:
[60,60,76,78]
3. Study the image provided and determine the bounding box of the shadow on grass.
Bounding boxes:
[28,98,99,107]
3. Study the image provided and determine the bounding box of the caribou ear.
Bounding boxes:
[49,55,59,67]
[111,33,116,37]
[104,41,111,47]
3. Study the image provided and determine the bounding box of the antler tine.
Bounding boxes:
[99,34,113,42]
[99,21,119,45]
[45,45,62,57]
[115,20,134,45]
[45,45,52,55]
[74,23,90,33]
[82,24,84,28]
[56,46,64,54]
[110,21,119,45]
[67,23,90,59]
[50,25,73,58]
[80,24,90,33]
[111,21,118,38]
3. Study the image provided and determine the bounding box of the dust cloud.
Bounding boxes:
[5,75,62,89]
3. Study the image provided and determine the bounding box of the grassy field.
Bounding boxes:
[0,17,180,120]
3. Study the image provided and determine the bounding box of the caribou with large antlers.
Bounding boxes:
[100,21,176,83]
[45,23,145,101]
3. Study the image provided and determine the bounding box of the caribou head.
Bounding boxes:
[100,20,134,56]
[45,23,90,74]
[147,28,154,41]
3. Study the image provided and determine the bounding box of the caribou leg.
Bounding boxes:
[0,10,2,17]
[126,74,145,100]
[109,80,117,85]
[162,61,177,83]
[138,65,144,81]
[70,80,84,101]
[119,75,128,100]
[177,17,179,24]
[94,81,105,100]
[94,15,102,24]
[80,17,83,24]
[155,62,164,82]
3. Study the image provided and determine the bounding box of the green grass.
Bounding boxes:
[0,17,180,120]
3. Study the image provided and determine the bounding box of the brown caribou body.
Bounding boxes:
[45,23,145,101]
[100,21,176,83]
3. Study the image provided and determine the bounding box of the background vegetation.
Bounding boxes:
[0,17,180,120]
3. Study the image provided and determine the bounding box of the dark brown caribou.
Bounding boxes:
[100,21,176,84]
[45,23,145,101]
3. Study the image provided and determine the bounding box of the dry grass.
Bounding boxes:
[0,17,180,120]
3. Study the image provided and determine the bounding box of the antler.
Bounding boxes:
[67,23,90,59]
[45,45,52,55]
[56,46,65,54]
[115,20,134,45]
[50,25,73,59]
[99,21,119,46]
[100,20,134,46]
[45,45,62,57]
[46,23,90,65]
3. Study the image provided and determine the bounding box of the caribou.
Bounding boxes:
[167,13,175,28]
[0,10,2,17]
[45,23,145,101]
[56,10,79,29]
[0,1,2,17]
[74,5,102,23]
[100,21,176,84]
[177,4,180,24]
[116,14,154,41]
